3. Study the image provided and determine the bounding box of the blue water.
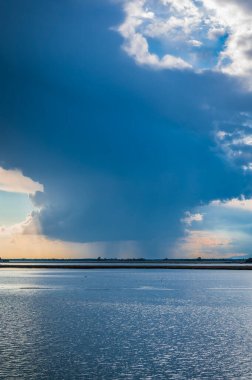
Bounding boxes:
[0,269,252,379]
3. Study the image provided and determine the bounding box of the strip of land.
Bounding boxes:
[1,264,252,270]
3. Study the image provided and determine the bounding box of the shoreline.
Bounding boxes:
[1,264,252,270]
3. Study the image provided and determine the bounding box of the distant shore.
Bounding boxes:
[1,263,252,270]
[1,258,252,270]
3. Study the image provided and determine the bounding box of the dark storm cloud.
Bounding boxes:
[0,0,251,256]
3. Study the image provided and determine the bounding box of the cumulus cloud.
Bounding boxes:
[0,213,41,237]
[211,197,252,212]
[214,112,252,171]
[0,167,43,195]
[117,0,191,70]
[181,212,203,226]
[117,0,252,82]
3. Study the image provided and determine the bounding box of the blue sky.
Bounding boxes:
[0,0,252,258]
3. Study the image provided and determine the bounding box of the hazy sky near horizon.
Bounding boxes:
[1,0,252,258]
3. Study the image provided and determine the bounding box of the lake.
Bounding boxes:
[0,269,252,379]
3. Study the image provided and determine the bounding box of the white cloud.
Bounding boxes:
[0,213,41,237]
[213,111,252,172]
[0,167,43,195]
[211,197,252,213]
[117,0,252,82]
[117,0,192,69]
[181,211,203,225]
[214,113,252,172]
[188,39,202,47]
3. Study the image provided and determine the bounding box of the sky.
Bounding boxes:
[1,0,252,259]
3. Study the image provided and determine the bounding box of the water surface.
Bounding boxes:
[1,269,252,379]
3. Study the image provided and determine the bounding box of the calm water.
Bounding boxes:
[1,269,252,379]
